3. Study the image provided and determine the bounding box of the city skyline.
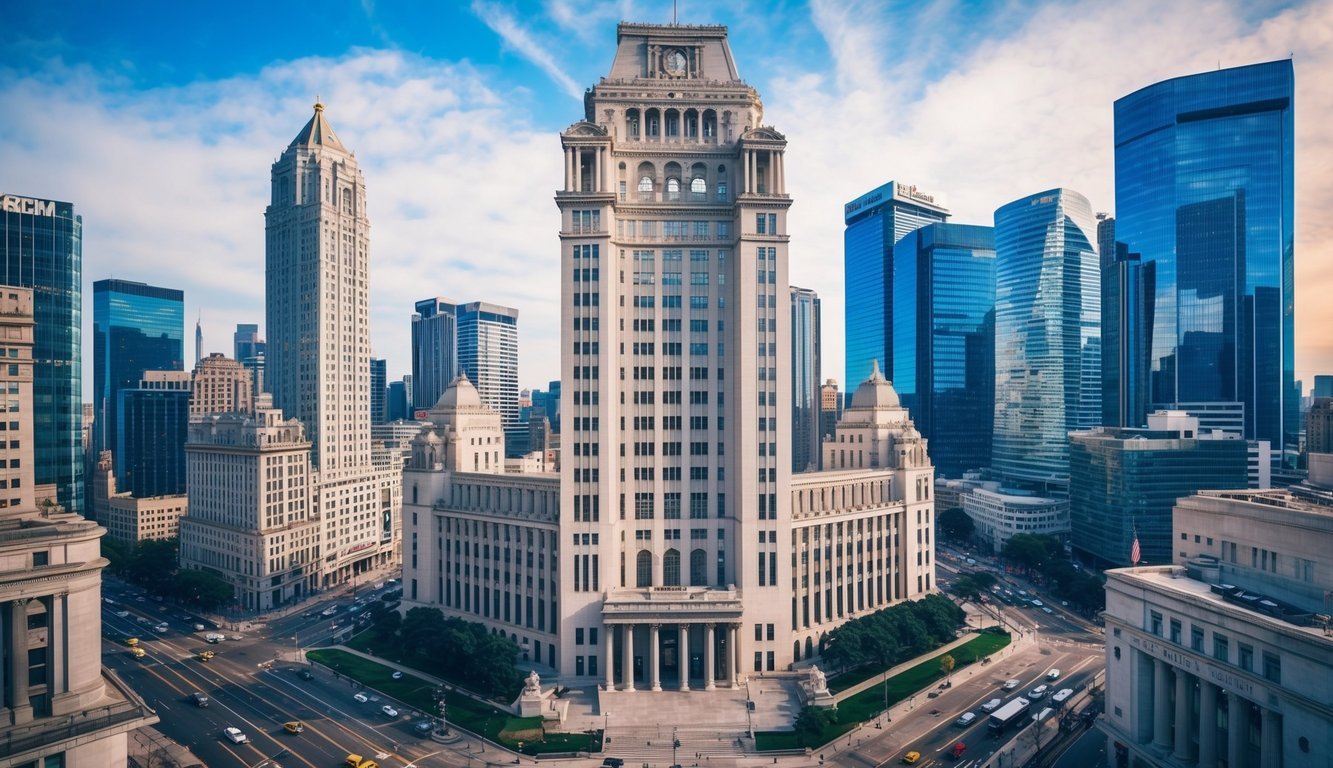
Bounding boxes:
[2,1,1330,392]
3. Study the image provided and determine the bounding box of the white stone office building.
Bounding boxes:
[404,23,934,690]
[1099,455,1333,768]
[0,287,157,766]
[181,102,399,601]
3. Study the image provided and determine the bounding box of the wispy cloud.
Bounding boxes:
[471,0,584,101]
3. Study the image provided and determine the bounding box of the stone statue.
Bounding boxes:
[808,665,828,693]
[523,669,541,696]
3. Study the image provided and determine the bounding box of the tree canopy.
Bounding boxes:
[937,507,975,541]
[822,593,964,673]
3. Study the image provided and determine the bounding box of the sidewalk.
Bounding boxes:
[210,561,402,629]
[128,726,204,768]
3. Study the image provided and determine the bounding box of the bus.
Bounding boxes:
[988,697,1031,736]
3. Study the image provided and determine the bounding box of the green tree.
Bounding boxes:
[937,507,975,541]
[401,607,447,659]
[794,705,837,736]
[939,653,956,682]
[127,538,180,595]
[173,568,233,610]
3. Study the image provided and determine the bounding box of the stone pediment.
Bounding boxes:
[563,121,607,137]
[741,126,785,142]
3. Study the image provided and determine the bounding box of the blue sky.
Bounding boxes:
[3,0,1331,394]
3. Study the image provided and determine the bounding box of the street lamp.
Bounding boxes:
[603,711,611,747]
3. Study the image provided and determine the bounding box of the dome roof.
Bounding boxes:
[849,360,901,409]
[433,373,484,412]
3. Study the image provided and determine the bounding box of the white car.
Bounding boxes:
[381,705,399,718]
[1051,688,1074,704]
[1028,684,1049,699]
[1047,669,1062,681]
[392,671,403,680]
[981,698,1003,712]
[222,727,248,744]
[1003,679,1020,690]
[954,712,977,726]
[115,610,130,618]
[354,692,369,703]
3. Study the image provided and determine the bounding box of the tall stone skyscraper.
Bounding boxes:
[259,102,396,586]
[266,101,370,471]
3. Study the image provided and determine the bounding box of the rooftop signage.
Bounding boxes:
[1,195,57,217]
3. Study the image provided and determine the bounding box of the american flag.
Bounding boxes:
[1130,528,1141,565]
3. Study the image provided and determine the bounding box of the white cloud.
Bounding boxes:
[471,0,585,102]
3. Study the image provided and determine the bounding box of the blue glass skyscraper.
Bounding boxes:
[843,181,949,391]
[1,193,83,511]
[892,223,995,478]
[790,286,821,472]
[93,279,185,479]
[992,189,1101,489]
[1112,60,1295,453]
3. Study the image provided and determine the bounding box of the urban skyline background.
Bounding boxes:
[2,0,1329,392]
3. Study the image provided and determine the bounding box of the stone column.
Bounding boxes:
[1259,709,1281,768]
[731,624,742,685]
[47,595,64,696]
[8,599,31,722]
[743,151,751,195]
[623,623,635,691]
[564,148,573,192]
[1198,681,1218,768]
[605,623,615,690]
[650,624,661,692]
[1153,658,1172,749]
[592,147,600,193]
[704,624,716,690]
[1173,668,1195,761]
[1227,692,1247,768]
[678,624,690,691]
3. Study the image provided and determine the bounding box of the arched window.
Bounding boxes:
[636,551,653,587]
[639,176,654,193]
[663,549,681,586]
[804,637,814,658]
[626,108,641,138]
[793,641,802,662]
[690,549,708,586]
[665,109,680,138]
[666,178,681,201]
[690,177,706,195]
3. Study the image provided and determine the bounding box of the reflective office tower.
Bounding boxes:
[92,279,184,480]
[233,322,265,393]
[387,376,412,421]
[456,301,521,456]
[0,286,157,765]
[1313,376,1333,399]
[843,181,950,390]
[992,189,1100,490]
[891,223,995,478]
[0,193,84,511]
[1112,60,1295,454]
[1098,214,1148,428]
[790,286,821,472]
[117,371,191,498]
[1068,411,1248,569]
[411,297,458,410]
[370,357,386,425]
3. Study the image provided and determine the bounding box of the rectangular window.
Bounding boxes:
[1190,625,1204,652]
[1238,643,1253,672]
[1149,611,1162,636]
[1213,633,1229,662]
[1169,618,1181,644]
[1262,652,1281,683]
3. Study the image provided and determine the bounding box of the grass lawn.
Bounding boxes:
[755,631,1012,751]
[306,648,594,755]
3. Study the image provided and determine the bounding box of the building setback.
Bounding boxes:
[403,23,936,691]
[0,193,84,511]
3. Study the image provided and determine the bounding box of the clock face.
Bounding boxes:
[665,50,686,76]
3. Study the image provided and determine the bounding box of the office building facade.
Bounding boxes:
[0,286,157,765]
[0,193,84,511]
[1068,411,1249,569]
[411,297,458,410]
[117,371,191,498]
[1112,60,1296,454]
[790,285,821,472]
[233,322,263,361]
[92,279,185,480]
[190,352,254,417]
[370,357,386,425]
[843,181,950,390]
[1100,457,1333,768]
[992,188,1100,490]
[457,301,521,455]
[891,222,995,478]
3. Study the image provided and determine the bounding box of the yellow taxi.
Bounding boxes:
[125,637,140,647]
[197,650,216,662]
[345,755,379,768]
[130,647,146,659]
[902,752,922,764]
[283,721,304,734]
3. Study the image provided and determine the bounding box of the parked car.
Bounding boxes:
[222,727,247,744]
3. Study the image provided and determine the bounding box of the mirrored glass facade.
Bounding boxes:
[843,181,949,391]
[457,302,520,455]
[1112,60,1295,453]
[992,189,1101,489]
[0,194,83,511]
[892,223,995,478]
[790,286,821,472]
[93,279,185,480]
[118,379,190,497]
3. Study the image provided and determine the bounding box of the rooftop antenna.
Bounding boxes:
[673,0,677,25]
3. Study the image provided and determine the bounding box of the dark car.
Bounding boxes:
[299,669,314,680]
[413,720,434,736]
[602,760,624,768]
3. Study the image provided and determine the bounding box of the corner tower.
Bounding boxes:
[557,23,793,689]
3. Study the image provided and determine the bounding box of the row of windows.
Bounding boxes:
[1148,610,1280,683]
